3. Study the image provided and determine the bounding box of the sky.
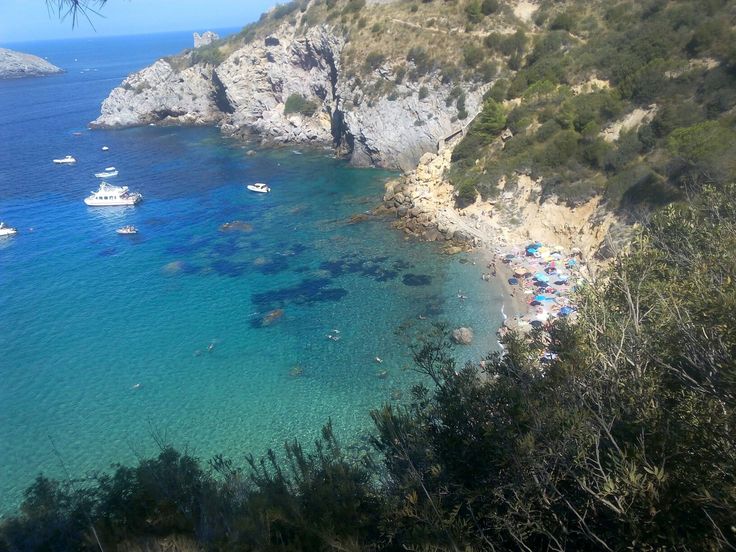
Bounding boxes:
[0,0,279,44]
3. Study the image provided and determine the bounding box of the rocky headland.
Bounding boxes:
[91,23,484,172]
[0,48,63,79]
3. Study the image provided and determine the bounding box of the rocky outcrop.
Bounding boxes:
[91,25,485,171]
[216,26,343,146]
[452,327,474,345]
[383,144,619,262]
[90,60,222,128]
[342,80,483,172]
[0,48,62,79]
[194,31,219,49]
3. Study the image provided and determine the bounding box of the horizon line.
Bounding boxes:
[1,25,243,48]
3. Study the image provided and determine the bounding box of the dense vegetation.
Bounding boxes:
[450,0,736,211]
[3,183,736,550]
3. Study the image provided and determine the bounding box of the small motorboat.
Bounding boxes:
[247,182,271,193]
[116,225,138,235]
[94,167,118,178]
[53,155,76,164]
[0,222,18,236]
[101,146,109,151]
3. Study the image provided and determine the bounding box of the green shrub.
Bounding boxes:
[190,45,225,66]
[441,63,461,84]
[481,0,499,15]
[284,93,319,116]
[465,0,483,24]
[365,51,386,71]
[485,79,508,102]
[477,61,497,82]
[418,86,429,100]
[406,46,434,76]
[549,11,576,32]
[500,30,527,56]
[343,0,366,14]
[394,65,406,84]
[456,179,477,205]
[463,44,484,68]
[273,1,301,20]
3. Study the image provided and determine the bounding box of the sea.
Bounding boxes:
[0,30,504,513]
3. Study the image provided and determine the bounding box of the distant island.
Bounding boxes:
[0,47,62,79]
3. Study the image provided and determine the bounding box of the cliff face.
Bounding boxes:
[91,60,221,128]
[91,25,484,171]
[383,147,620,262]
[0,48,62,79]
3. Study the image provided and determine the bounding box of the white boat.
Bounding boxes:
[247,183,271,193]
[53,155,76,164]
[94,167,118,178]
[84,182,142,206]
[0,222,17,236]
[101,146,109,151]
[116,225,138,235]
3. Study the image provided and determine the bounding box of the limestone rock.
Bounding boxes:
[91,25,486,171]
[0,48,62,79]
[90,59,221,128]
[451,327,474,345]
[193,31,220,48]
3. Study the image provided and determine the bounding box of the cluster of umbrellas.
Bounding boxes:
[502,241,581,324]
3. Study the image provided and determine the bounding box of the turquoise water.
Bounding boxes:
[0,32,504,512]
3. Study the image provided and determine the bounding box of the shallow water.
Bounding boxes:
[0,31,504,512]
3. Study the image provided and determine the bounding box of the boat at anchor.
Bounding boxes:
[84,182,142,206]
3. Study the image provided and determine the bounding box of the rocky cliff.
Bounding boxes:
[91,21,485,171]
[0,48,62,79]
[382,147,619,262]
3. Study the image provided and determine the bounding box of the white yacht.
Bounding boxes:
[101,146,110,151]
[247,182,270,193]
[0,222,17,236]
[53,155,77,164]
[116,225,138,235]
[84,182,142,206]
[94,167,118,178]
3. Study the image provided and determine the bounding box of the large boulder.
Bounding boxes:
[451,327,474,345]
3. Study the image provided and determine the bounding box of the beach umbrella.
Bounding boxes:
[559,306,575,317]
[534,294,546,302]
[534,272,549,282]
[513,267,528,276]
[508,277,519,285]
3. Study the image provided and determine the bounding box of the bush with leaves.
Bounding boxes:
[283,93,319,116]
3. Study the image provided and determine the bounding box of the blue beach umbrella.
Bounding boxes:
[508,277,519,285]
[559,306,575,317]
